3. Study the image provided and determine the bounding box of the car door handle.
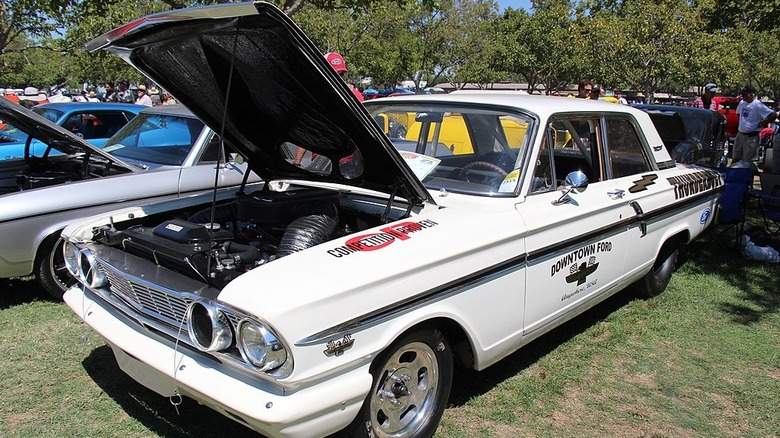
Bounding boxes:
[608,189,625,199]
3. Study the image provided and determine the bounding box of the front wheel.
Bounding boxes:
[35,233,75,300]
[344,328,454,438]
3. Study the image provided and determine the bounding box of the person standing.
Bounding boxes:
[325,52,364,102]
[615,91,628,105]
[588,85,601,100]
[135,85,153,106]
[115,81,134,103]
[149,86,162,106]
[574,80,593,99]
[733,85,778,164]
[691,83,718,110]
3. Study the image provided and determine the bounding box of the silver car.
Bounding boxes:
[0,101,255,298]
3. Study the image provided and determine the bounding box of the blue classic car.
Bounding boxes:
[0,102,143,160]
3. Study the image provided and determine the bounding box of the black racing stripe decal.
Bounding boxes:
[298,184,720,346]
[296,254,526,346]
[528,186,720,263]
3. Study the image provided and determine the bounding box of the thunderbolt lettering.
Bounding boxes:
[666,169,721,200]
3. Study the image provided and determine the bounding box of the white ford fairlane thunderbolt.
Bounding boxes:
[63,2,723,437]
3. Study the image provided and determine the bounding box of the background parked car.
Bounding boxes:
[0,100,256,298]
[0,102,143,160]
[634,104,727,167]
[712,96,740,153]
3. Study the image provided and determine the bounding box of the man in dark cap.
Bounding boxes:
[692,83,719,110]
[733,85,777,164]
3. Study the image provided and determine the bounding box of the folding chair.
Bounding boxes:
[757,172,780,235]
[713,167,755,243]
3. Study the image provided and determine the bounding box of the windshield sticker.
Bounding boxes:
[666,169,722,200]
[628,174,658,193]
[398,151,441,181]
[498,169,520,193]
[327,219,438,258]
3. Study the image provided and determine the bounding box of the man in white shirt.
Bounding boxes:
[135,84,153,107]
[734,85,777,164]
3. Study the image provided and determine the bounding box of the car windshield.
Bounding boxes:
[102,113,205,166]
[32,107,64,124]
[0,122,28,143]
[366,102,534,196]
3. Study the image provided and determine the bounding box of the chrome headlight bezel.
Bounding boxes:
[75,245,108,289]
[62,240,81,279]
[186,300,233,352]
[237,318,288,372]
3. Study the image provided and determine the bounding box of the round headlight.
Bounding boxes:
[77,249,108,288]
[63,241,80,278]
[237,319,287,371]
[187,301,233,352]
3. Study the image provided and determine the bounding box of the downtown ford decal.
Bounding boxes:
[666,169,722,200]
[550,241,612,278]
[551,241,612,302]
[628,174,659,193]
[327,219,438,257]
[700,208,712,225]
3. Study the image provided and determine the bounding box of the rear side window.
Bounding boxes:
[605,117,651,178]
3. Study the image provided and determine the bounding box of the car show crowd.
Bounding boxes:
[1,81,177,108]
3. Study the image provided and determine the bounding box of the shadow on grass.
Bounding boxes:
[684,224,780,325]
[82,345,263,438]
[0,276,54,310]
[448,287,636,407]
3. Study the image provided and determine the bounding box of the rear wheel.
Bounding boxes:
[34,233,74,300]
[634,243,678,298]
[344,328,454,438]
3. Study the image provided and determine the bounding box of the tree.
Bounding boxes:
[580,0,703,100]
[495,0,583,94]
[699,0,780,33]
[0,0,78,85]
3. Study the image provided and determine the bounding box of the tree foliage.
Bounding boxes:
[0,0,779,101]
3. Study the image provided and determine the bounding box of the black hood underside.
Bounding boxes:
[88,2,430,204]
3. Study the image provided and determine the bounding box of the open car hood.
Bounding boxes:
[87,1,431,204]
[0,97,135,170]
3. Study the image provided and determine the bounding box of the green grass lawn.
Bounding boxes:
[1,228,778,437]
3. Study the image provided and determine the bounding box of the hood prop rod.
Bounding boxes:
[206,23,241,282]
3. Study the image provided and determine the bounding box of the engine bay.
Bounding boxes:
[92,186,398,289]
[0,153,126,195]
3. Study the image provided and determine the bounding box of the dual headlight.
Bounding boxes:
[187,301,288,373]
[63,241,108,288]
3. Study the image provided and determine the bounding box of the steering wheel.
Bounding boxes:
[462,161,508,186]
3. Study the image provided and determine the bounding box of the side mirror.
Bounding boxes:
[553,170,589,205]
[563,170,589,193]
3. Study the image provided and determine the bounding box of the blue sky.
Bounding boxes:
[496,0,532,11]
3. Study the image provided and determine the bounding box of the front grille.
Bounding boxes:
[99,263,193,330]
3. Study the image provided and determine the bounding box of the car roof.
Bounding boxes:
[138,104,196,117]
[367,92,650,120]
[35,102,145,112]
[632,104,727,122]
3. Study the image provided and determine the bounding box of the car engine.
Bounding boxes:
[92,187,350,289]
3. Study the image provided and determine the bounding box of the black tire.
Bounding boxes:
[343,328,454,438]
[634,244,678,298]
[34,233,75,300]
